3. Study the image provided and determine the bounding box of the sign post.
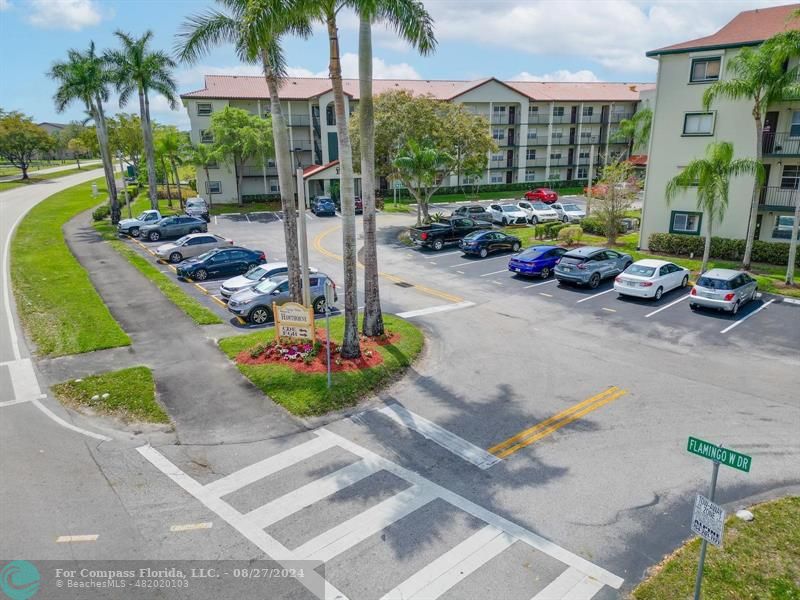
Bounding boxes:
[296,166,311,307]
[323,280,336,389]
[687,437,752,600]
[273,302,315,343]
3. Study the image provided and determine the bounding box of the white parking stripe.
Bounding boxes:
[396,301,475,319]
[645,294,690,318]
[576,288,615,303]
[430,250,463,257]
[720,299,775,334]
[480,269,509,278]
[56,535,98,543]
[524,279,557,289]
[530,567,586,599]
[450,256,508,268]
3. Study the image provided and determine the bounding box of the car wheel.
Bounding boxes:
[731,300,740,316]
[249,306,272,324]
[540,267,550,279]
[148,231,160,241]
[246,263,258,272]
[530,216,538,225]
[502,217,508,226]
[681,275,689,288]
[432,239,444,251]
[690,302,698,311]
[588,273,601,289]
[169,252,183,264]
[654,286,663,301]
[194,268,208,281]
[129,227,140,237]
[511,242,521,252]
[479,248,488,258]
[561,216,568,223]
[190,228,201,234]
[312,296,326,314]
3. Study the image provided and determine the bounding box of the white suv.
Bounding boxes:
[516,200,559,224]
[185,197,209,222]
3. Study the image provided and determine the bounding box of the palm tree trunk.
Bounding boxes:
[263,59,302,303]
[785,187,800,285]
[161,157,173,207]
[359,16,384,338]
[92,97,119,223]
[701,216,712,274]
[204,166,213,213]
[141,88,159,210]
[172,160,184,209]
[328,13,360,359]
[235,155,244,206]
[742,112,764,270]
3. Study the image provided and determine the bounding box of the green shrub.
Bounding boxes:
[430,212,446,223]
[92,205,110,221]
[647,233,799,267]
[558,225,583,246]
[580,216,604,236]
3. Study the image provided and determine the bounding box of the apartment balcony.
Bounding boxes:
[581,114,603,124]
[762,132,800,156]
[242,165,278,177]
[489,160,515,169]
[527,114,549,124]
[759,186,799,210]
[289,114,311,127]
[549,136,571,146]
[526,158,548,167]
[491,115,518,125]
[290,140,313,152]
[577,135,602,145]
[609,111,633,123]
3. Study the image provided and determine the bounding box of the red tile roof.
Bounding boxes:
[648,3,800,56]
[182,75,652,102]
[303,160,338,178]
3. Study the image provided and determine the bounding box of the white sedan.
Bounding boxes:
[487,203,528,225]
[614,259,690,300]
[516,200,559,224]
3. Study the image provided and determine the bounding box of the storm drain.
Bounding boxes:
[394,281,414,288]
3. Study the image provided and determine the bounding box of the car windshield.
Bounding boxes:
[560,254,586,264]
[174,235,190,245]
[626,265,656,277]
[501,205,518,212]
[135,212,151,220]
[254,279,281,294]
[562,204,580,211]
[697,276,733,290]
[463,231,484,241]
[518,248,546,259]
[195,249,219,261]
[187,200,204,208]
[245,266,268,280]
[531,202,548,210]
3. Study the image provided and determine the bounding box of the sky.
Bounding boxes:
[1,0,796,130]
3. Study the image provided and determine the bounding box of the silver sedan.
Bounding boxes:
[154,233,232,263]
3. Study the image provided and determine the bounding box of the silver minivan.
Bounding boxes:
[689,269,758,315]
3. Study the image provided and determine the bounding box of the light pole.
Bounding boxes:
[291,147,311,307]
[117,152,131,219]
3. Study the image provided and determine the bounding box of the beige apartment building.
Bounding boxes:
[180,77,652,203]
[641,3,800,248]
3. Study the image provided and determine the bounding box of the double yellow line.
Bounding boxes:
[488,386,627,459]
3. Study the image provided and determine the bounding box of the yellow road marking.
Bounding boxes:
[488,387,627,459]
[312,225,464,304]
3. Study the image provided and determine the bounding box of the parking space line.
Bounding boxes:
[539,293,553,297]
[524,279,557,289]
[601,307,616,313]
[56,535,98,543]
[644,294,690,318]
[170,522,213,532]
[429,250,462,257]
[456,270,465,274]
[450,256,508,268]
[720,299,775,334]
[396,301,475,319]
[492,280,503,285]
[480,269,509,277]
[576,288,615,304]
[429,261,437,265]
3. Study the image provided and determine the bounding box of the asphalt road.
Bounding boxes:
[0,160,102,182]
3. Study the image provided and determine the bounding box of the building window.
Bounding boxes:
[527,130,537,140]
[670,211,702,235]
[326,104,336,126]
[205,181,221,194]
[780,165,800,189]
[492,128,505,140]
[197,103,213,116]
[207,159,218,169]
[200,130,214,144]
[580,131,592,140]
[528,105,539,114]
[577,166,588,178]
[270,183,280,192]
[552,106,564,117]
[490,174,504,183]
[582,106,594,117]
[683,112,715,136]
[550,152,562,160]
[773,215,800,239]
[552,129,563,140]
[549,170,561,180]
[493,105,506,112]
[491,153,505,162]
[525,170,536,182]
[526,148,536,160]
[579,151,590,159]
[690,57,721,83]
[791,111,800,137]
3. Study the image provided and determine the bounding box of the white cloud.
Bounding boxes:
[26,0,104,30]
[512,69,600,82]
[175,64,263,88]
[0,0,12,11]
[147,94,190,129]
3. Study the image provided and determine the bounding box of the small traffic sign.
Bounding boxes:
[687,437,752,472]
[691,494,725,547]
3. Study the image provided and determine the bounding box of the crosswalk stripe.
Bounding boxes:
[530,567,585,599]
[245,459,378,529]
[204,436,336,498]
[293,486,436,562]
[563,575,605,599]
[381,525,513,600]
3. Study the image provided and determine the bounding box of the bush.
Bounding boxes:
[558,225,583,246]
[647,233,799,267]
[580,216,604,236]
[544,222,569,239]
[92,205,110,221]
[241,193,282,202]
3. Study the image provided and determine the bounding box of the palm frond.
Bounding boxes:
[175,10,241,64]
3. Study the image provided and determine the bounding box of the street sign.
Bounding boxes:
[393,180,402,189]
[274,302,315,342]
[687,437,752,472]
[691,494,725,547]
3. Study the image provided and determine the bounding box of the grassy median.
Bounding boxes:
[218,314,424,416]
[11,178,131,356]
[52,366,169,424]
[0,166,99,193]
[632,496,800,600]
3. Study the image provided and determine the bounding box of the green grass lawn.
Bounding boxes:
[218,314,424,416]
[0,166,99,192]
[211,201,282,215]
[93,220,222,325]
[11,178,131,356]
[632,496,800,600]
[0,160,76,177]
[52,366,169,424]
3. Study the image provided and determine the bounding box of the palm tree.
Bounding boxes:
[49,43,120,222]
[785,186,799,285]
[393,139,453,225]
[357,0,436,337]
[105,30,178,211]
[702,30,800,270]
[156,127,185,208]
[154,134,173,206]
[186,143,218,212]
[612,107,652,159]
[176,0,309,304]
[666,141,763,274]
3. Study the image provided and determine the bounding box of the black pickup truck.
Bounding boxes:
[408,217,492,251]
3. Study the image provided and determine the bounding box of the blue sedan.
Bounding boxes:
[508,245,566,279]
[176,246,266,281]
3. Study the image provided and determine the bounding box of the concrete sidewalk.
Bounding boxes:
[56,210,304,445]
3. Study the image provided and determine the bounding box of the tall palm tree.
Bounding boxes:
[105,30,178,211]
[666,141,763,274]
[154,134,174,206]
[702,30,800,270]
[612,107,652,159]
[176,0,309,304]
[357,0,436,337]
[393,139,453,225]
[156,127,185,208]
[186,142,218,212]
[49,43,120,222]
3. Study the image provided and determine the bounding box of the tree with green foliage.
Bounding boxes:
[702,30,800,270]
[0,112,53,179]
[108,113,144,177]
[67,137,88,168]
[393,139,454,225]
[666,141,763,274]
[154,126,187,208]
[592,161,639,245]
[185,142,219,211]
[612,107,652,158]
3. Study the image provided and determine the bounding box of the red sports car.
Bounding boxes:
[524,188,559,203]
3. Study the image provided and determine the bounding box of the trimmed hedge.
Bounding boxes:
[388,179,587,200]
[648,233,799,267]
[92,205,110,221]
[533,221,570,240]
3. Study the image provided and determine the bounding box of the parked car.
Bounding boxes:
[487,203,528,226]
[185,197,210,222]
[310,196,336,216]
[333,196,363,214]
[408,217,492,251]
[117,209,162,237]
[689,269,758,315]
[517,200,559,224]
[451,204,493,223]
[524,188,559,203]
[554,246,632,288]
[508,245,566,279]
[552,202,586,223]
[140,215,207,242]
[227,274,337,324]
[219,262,319,299]
[614,259,690,300]
[154,233,233,264]
[176,246,266,281]
[459,231,521,257]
